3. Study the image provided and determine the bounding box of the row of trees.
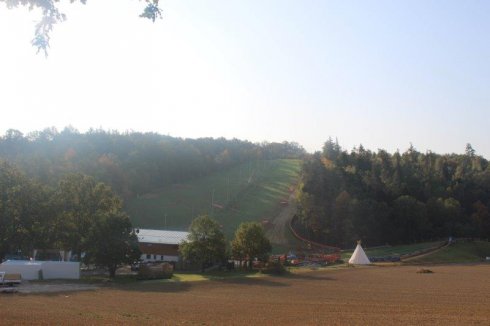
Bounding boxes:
[0,128,305,199]
[295,139,490,247]
[0,160,139,277]
[180,216,271,271]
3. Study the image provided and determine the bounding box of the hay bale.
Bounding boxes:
[260,261,287,275]
[138,262,174,280]
[416,268,434,274]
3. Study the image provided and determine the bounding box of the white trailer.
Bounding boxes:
[0,260,80,280]
[0,271,21,293]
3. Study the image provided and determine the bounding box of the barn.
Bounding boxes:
[136,229,189,264]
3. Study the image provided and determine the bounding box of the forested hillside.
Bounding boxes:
[0,128,304,259]
[295,138,490,247]
[0,128,305,199]
[4,127,489,251]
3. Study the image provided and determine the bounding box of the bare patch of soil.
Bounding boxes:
[1,265,489,325]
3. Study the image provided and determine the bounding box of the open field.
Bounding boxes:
[1,264,490,325]
[126,159,302,238]
[409,241,490,264]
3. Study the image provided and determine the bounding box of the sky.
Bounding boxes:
[0,1,489,157]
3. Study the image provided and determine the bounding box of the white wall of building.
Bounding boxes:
[0,260,80,280]
[40,262,80,279]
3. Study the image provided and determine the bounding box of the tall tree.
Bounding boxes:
[231,222,271,269]
[179,215,226,271]
[84,212,140,278]
[53,173,125,259]
[0,161,52,260]
[391,195,429,243]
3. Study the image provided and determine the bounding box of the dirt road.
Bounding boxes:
[403,242,450,262]
[265,190,299,247]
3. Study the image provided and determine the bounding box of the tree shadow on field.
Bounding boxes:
[286,273,336,281]
[117,280,193,293]
[212,277,289,287]
[13,281,194,296]
[13,288,99,298]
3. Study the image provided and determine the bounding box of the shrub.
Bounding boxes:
[260,261,287,275]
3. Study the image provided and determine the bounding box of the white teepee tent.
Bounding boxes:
[348,241,370,265]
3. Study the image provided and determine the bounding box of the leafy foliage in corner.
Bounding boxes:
[139,1,161,22]
[1,0,161,55]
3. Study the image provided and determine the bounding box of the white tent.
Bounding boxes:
[348,241,371,265]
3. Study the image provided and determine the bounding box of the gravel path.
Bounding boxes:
[265,190,299,246]
[403,242,450,262]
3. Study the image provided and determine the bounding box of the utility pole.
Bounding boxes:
[211,188,215,215]
[227,176,230,202]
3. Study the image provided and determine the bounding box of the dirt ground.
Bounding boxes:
[1,264,489,325]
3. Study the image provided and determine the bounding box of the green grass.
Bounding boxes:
[410,241,490,264]
[76,271,264,285]
[341,241,444,260]
[126,159,302,238]
[120,271,263,284]
[171,271,263,282]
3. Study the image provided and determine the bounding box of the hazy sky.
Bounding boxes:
[1,1,489,157]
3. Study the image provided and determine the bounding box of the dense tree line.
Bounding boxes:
[0,128,305,200]
[295,138,490,248]
[0,161,139,276]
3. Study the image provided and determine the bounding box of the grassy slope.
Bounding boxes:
[409,241,490,264]
[126,159,301,238]
[341,241,444,260]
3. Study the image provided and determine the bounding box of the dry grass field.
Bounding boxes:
[1,264,490,325]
